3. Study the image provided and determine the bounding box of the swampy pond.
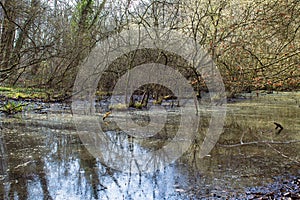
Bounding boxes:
[0,92,299,199]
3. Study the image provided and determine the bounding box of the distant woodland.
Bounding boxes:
[0,0,299,100]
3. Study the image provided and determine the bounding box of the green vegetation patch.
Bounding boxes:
[0,87,12,92]
[0,101,26,115]
[0,86,49,100]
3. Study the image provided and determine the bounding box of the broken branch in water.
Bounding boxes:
[274,122,283,134]
[103,111,111,120]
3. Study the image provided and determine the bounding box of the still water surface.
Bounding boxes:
[0,92,299,199]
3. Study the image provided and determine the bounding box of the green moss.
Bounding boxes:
[12,92,27,99]
[0,87,12,92]
[153,99,163,105]
[134,102,144,109]
[0,101,25,115]
[32,93,48,99]
[95,91,111,96]
[0,86,49,100]
[109,102,145,110]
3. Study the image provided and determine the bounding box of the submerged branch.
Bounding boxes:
[266,143,300,164]
[218,139,300,164]
[217,140,300,148]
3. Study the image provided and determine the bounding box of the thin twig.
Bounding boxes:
[266,143,300,164]
[217,140,300,148]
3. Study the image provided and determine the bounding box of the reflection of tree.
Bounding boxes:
[0,129,9,200]
[179,107,300,198]
[78,147,106,199]
[0,113,194,199]
[99,113,184,173]
[8,168,29,199]
[0,124,53,200]
[45,126,123,199]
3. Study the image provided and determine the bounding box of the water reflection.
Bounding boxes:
[0,115,189,199]
[0,92,299,199]
[0,124,53,200]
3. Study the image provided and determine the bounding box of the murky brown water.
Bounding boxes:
[0,92,299,199]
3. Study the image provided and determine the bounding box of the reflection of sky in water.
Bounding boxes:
[43,155,185,200]
[40,126,187,200]
[21,119,185,199]
[27,182,44,200]
[46,159,93,200]
[21,111,187,199]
